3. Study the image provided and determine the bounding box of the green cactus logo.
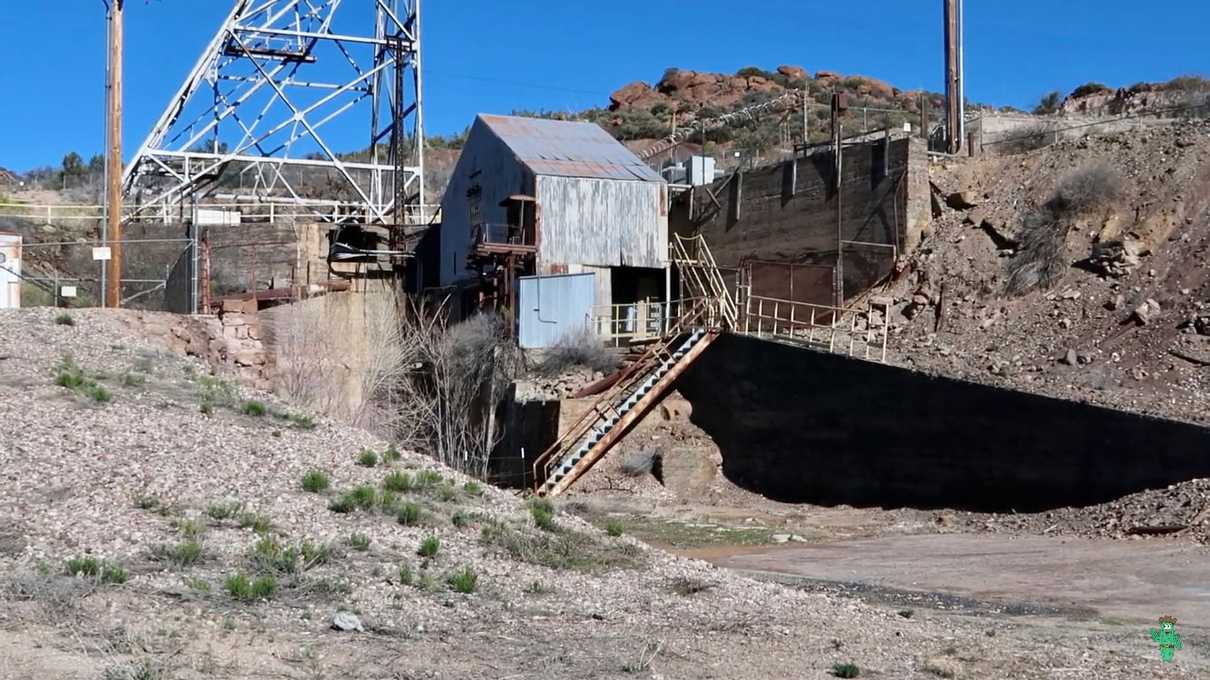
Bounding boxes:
[1150,615,1182,663]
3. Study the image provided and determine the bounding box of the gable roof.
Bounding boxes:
[477,114,664,183]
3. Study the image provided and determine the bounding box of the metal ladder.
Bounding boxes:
[533,325,717,497]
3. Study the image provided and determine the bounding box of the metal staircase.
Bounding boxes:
[532,305,719,497]
[670,233,738,328]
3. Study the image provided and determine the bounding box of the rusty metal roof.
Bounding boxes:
[478,114,664,183]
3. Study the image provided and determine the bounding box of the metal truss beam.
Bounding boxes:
[123,0,425,225]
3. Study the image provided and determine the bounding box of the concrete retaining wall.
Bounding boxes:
[676,333,1210,512]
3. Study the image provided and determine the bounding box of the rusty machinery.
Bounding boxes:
[465,195,539,333]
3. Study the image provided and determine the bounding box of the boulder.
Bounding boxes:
[331,611,364,633]
[815,70,843,83]
[1060,349,1078,366]
[609,81,656,109]
[744,75,779,93]
[777,65,808,82]
[1089,239,1143,277]
[1133,299,1161,325]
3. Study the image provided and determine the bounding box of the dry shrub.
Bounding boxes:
[391,301,521,479]
[1052,163,1122,215]
[1005,211,1068,295]
[540,325,618,375]
[264,285,411,431]
[1006,163,1122,295]
[995,122,1055,154]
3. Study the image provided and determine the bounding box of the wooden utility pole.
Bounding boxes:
[105,0,124,308]
[943,0,962,154]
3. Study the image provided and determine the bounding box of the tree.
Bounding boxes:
[87,154,105,176]
[1033,91,1062,115]
[61,152,85,177]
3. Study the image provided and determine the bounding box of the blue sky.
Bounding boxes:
[0,1,1206,172]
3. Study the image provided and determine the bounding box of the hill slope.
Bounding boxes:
[0,307,1178,678]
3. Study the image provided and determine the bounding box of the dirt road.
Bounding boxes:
[693,533,1210,667]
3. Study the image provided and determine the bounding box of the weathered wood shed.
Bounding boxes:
[437,114,669,316]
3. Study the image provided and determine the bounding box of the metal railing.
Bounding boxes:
[742,293,889,362]
[670,233,738,329]
[0,201,442,227]
[532,296,714,491]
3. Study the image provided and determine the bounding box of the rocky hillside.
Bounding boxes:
[600,66,943,151]
[1060,76,1210,116]
[890,119,1210,426]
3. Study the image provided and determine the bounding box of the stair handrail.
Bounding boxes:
[530,298,712,490]
[670,234,738,329]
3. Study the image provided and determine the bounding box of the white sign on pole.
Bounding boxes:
[92,247,112,261]
[61,286,78,298]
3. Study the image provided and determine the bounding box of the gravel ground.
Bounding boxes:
[0,307,1199,678]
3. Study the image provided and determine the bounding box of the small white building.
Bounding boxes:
[0,233,21,309]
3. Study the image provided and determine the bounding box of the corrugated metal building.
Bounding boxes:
[437,115,669,340]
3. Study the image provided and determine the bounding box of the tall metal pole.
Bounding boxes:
[105,0,124,308]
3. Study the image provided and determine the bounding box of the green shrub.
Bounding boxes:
[605,519,625,537]
[529,498,556,532]
[462,481,483,496]
[415,469,443,489]
[382,471,413,493]
[1033,90,1062,115]
[349,485,377,510]
[65,557,127,584]
[54,313,75,326]
[133,494,160,511]
[121,372,146,388]
[287,413,316,430]
[206,500,243,521]
[240,400,267,417]
[446,566,478,594]
[225,573,276,601]
[328,495,355,514]
[524,580,549,595]
[347,533,370,551]
[85,383,112,403]
[301,470,330,493]
[398,563,414,586]
[356,449,379,467]
[436,483,459,502]
[174,518,207,539]
[480,522,642,573]
[1070,82,1111,99]
[250,536,298,574]
[397,502,422,526]
[237,512,272,534]
[417,535,440,558]
[299,541,330,568]
[832,662,861,678]
[451,511,471,528]
[382,445,402,463]
[154,540,203,568]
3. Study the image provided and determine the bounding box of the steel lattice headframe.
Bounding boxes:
[123,0,425,225]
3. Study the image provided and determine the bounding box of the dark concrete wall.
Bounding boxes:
[671,136,929,303]
[676,334,1210,512]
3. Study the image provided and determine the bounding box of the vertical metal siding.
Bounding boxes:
[535,175,667,269]
[517,272,596,349]
[438,118,527,286]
